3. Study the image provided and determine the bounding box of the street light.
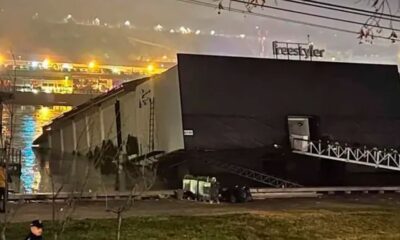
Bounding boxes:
[61,63,73,71]
[42,58,50,69]
[38,107,50,120]
[88,60,96,69]
[31,61,39,69]
[111,67,120,74]
[147,64,154,73]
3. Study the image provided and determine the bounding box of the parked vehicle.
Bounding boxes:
[219,185,252,203]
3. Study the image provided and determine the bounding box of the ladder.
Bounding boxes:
[205,159,302,188]
[148,98,155,152]
[292,138,400,171]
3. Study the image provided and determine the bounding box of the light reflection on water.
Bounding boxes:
[2,105,71,193]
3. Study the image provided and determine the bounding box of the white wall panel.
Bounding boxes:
[75,116,88,153]
[153,67,184,153]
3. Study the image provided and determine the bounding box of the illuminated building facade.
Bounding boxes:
[0,58,173,95]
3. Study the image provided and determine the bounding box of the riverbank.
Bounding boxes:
[2,194,400,239]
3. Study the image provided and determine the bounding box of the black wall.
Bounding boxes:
[177,54,400,150]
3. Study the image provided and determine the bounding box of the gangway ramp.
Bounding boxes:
[204,159,302,188]
[292,138,400,172]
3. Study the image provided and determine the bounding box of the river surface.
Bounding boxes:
[1,105,70,193]
[2,104,152,194]
[1,105,118,194]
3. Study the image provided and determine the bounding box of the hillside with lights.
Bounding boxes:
[0,18,260,65]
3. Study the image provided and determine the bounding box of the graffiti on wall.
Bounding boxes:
[139,89,152,108]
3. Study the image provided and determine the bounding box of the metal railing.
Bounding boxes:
[0,147,22,165]
[205,159,302,188]
[0,147,22,176]
[292,138,400,171]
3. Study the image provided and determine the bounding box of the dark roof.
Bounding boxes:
[49,77,149,127]
[33,133,47,145]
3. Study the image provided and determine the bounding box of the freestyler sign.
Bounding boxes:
[272,41,325,60]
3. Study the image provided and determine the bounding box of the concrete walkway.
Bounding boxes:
[2,194,400,223]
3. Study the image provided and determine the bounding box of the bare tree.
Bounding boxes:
[214,0,400,43]
[0,49,21,240]
[40,107,100,240]
[105,163,158,240]
[49,163,92,240]
[47,101,130,240]
[357,0,399,43]
[46,111,101,240]
[0,197,24,240]
[46,163,66,240]
[0,152,24,240]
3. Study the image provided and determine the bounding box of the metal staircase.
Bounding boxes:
[204,159,302,188]
[128,151,164,166]
[292,138,400,171]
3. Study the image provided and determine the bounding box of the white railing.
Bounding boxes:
[292,138,400,172]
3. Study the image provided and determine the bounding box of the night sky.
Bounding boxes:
[0,0,400,65]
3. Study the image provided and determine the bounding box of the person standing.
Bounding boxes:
[209,177,220,204]
[0,163,6,213]
[25,220,44,240]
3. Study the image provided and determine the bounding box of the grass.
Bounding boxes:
[5,209,400,240]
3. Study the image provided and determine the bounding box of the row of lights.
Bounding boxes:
[58,14,248,39]
[32,59,125,73]
[1,56,157,74]
[30,58,76,70]
[157,25,248,39]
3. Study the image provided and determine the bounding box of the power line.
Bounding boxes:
[280,0,400,23]
[300,0,400,20]
[229,0,400,32]
[177,0,398,42]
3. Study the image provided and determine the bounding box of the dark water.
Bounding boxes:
[2,105,71,193]
[2,105,142,194]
